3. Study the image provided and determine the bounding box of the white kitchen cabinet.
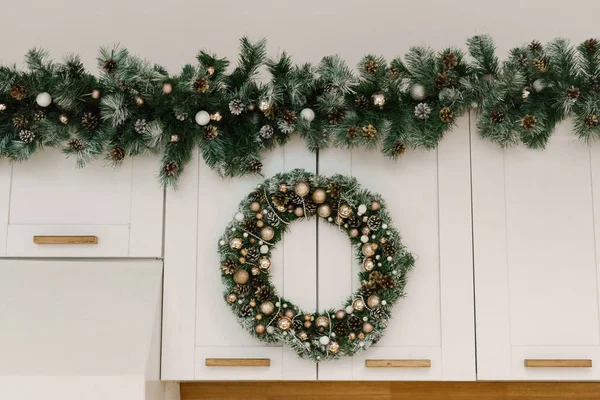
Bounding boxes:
[317,116,476,381]
[0,150,163,258]
[162,137,318,380]
[472,119,600,380]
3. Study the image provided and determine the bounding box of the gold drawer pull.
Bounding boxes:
[524,359,592,368]
[366,359,431,368]
[205,358,270,367]
[33,235,98,245]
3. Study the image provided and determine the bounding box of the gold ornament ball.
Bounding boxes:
[162,83,173,94]
[258,256,272,272]
[248,104,255,111]
[294,181,310,197]
[362,258,375,272]
[255,324,265,334]
[334,216,344,226]
[371,201,381,211]
[304,314,312,321]
[315,316,329,328]
[367,294,381,308]
[240,248,248,256]
[349,332,356,340]
[352,298,366,311]
[362,226,371,236]
[250,202,261,212]
[298,331,309,341]
[349,228,359,238]
[238,257,246,264]
[233,269,249,285]
[210,112,222,121]
[279,183,287,192]
[304,321,312,328]
[328,341,340,354]
[285,309,295,318]
[0,104,6,111]
[249,299,256,307]
[91,89,101,99]
[362,216,368,223]
[256,213,263,220]
[294,207,304,217]
[251,266,260,276]
[358,332,365,340]
[317,204,332,218]
[335,310,347,320]
[135,96,144,106]
[380,237,387,244]
[256,220,264,228]
[229,237,243,250]
[256,314,263,320]
[226,293,237,304]
[338,204,353,218]
[260,226,275,241]
[207,66,215,76]
[59,114,69,124]
[277,317,292,331]
[362,242,378,257]
[259,301,275,315]
[362,322,374,333]
[312,188,327,204]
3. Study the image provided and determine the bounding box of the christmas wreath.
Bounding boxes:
[218,169,414,361]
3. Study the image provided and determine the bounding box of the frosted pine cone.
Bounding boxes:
[134,119,148,134]
[259,125,274,140]
[414,103,431,120]
[68,138,85,151]
[19,130,35,143]
[229,99,245,115]
[175,112,188,121]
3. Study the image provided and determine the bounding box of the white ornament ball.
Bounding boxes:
[260,245,269,254]
[345,305,354,314]
[319,336,330,345]
[358,341,365,347]
[243,232,248,237]
[195,110,211,126]
[266,326,275,334]
[382,300,387,306]
[235,212,244,222]
[360,235,369,243]
[358,204,367,215]
[36,92,52,107]
[410,83,426,101]
[387,256,392,261]
[300,108,315,122]
[382,224,388,229]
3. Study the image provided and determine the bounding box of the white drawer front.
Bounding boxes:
[6,225,130,257]
[511,347,599,381]
[195,347,283,380]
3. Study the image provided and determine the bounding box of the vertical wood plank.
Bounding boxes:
[0,160,10,256]
[162,149,200,380]
[589,142,600,353]
[437,115,476,380]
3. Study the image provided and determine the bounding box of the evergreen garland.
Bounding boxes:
[218,169,414,361]
[0,35,598,185]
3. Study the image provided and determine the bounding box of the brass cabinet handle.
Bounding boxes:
[33,235,98,245]
[524,359,592,368]
[205,358,270,367]
[365,359,431,368]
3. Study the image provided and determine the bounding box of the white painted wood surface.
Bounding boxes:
[0,150,163,258]
[317,115,475,381]
[472,119,600,380]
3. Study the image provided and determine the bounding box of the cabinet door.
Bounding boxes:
[472,120,600,380]
[317,117,475,380]
[2,150,163,258]
[162,137,317,380]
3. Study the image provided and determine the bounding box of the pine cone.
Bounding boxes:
[529,40,542,52]
[19,130,35,143]
[414,102,431,120]
[242,219,258,235]
[221,260,236,275]
[327,183,341,199]
[347,125,359,139]
[533,57,549,73]
[567,86,580,100]
[439,107,453,123]
[252,276,267,289]
[10,84,27,100]
[354,95,369,109]
[109,147,125,162]
[68,138,85,151]
[584,38,598,54]
[265,212,280,227]
[590,77,600,93]
[364,59,378,73]
[288,193,303,207]
[193,77,209,93]
[381,242,397,257]
[361,279,378,296]
[378,275,395,290]
[393,141,407,157]
[33,110,45,122]
[271,192,289,211]
[240,304,254,317]
[304,200,318,215]
[514,53,528,68]
[255,285,271,301]
[435,72,450,89]
[387,66,400,78]
[367,215,382,231]
[134,119,148,134]
[490,109,505,124]
[442,52,458,70]
[348,315,362,332]
[12,115,28,128]
[585,114,599,128]
[333,322,349,338]
[249,159,263,173]
[263,106,277,120]
[81,112,100,131]
[233,284,251,298]
[259,125,274,140]
[281,109,297,124]
[229,99,245,115]
[246,247,261,264]
[103,59,117,73]
[520,114,537,130]
[362,124,377,139]
[163,161,179,177]
[370,307,389,321]
[292,319,303,332]
[203,125,218,140]
[369,271,382,282]
[347,215,362,229]
[327,109,345,125]
[250,191,266,203]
